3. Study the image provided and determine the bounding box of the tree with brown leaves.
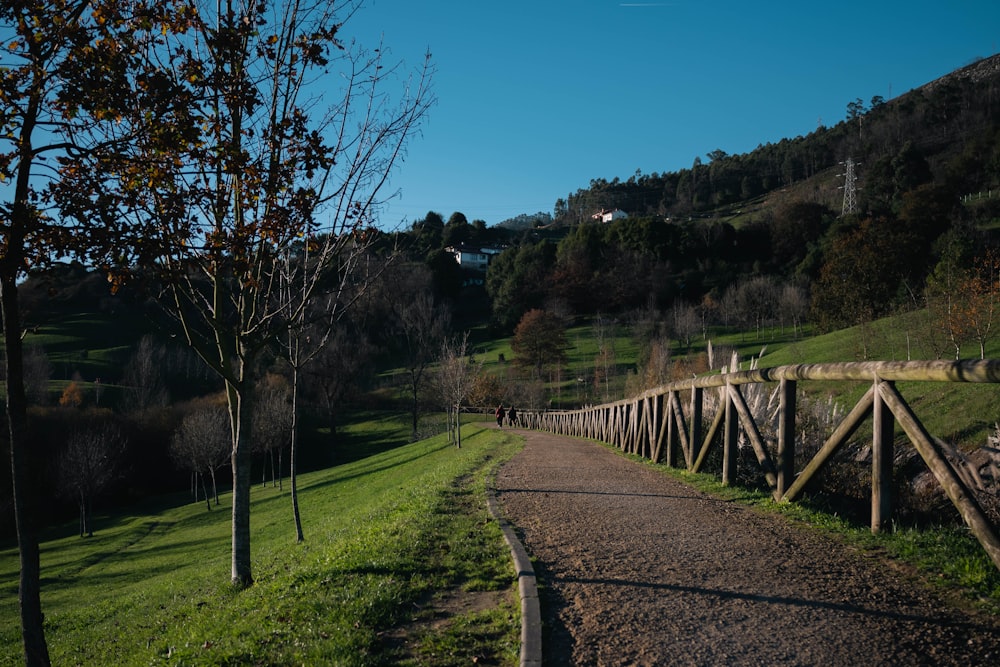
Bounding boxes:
[60,0,432,588]
[1,2,191,662]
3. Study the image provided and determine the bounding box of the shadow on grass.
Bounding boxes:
[40,534,225,594]
[297,438,459,494]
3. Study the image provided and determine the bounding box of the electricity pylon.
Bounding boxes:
[839,157,859,216]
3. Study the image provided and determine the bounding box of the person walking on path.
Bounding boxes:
[494,404,505,428]
[507,405,518,427]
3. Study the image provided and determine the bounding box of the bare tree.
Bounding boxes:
[592,315,617,400]
[253,377,292,490]
[641,337,673,389]
[670,301,699,351]
[57,423,125,538]
[402,292,451,440]
[778,284,809,338]
[380,265,451,440]
[304,322,377,446]
[277,243,383,542]
[718,286,739,329]
[732,276,780,339]
[22,345,52,406]
[434,333,481,449]
[170,404,231,510]
[67,0,433,587]
[963,252,1000,360]
[121,335,169,414]
[926,258,973,360]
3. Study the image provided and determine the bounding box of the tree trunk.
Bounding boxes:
[322,386,338,458]
[227,375,254,588]
[2,270,52,666]
[290,364,304,543]
[449,408,455,444]
[85,497,93,538]
[410,372,420,441]
[204,471,213,511]
[211,467,220,507]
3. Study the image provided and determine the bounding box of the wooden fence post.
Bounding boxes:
[630,400,641,454]
[690,387,703,472]
[777,378,796,498]
[729,383,780,499]
[665,391,678,468]
[603,406,612,443]
[639,396,653,459]
[668,391,691,468]
[879,382,1000,571]
[649,394,664,462]
[872,378,894,534]
[722,383,737,485]
[782,385,875,502]
[692,388,726,474]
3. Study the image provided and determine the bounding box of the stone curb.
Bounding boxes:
[486,489,542,667]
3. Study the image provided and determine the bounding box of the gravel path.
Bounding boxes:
[494,429,1000,666]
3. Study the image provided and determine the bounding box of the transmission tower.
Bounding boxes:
[839,157,859,216]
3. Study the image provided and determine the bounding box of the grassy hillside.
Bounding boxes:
[16,290,1000,451]
[4,303,1000,664]
[467,308,1000,451]
[0,421,522,666]
[757,312,1000,449]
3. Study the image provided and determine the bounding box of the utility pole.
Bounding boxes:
[839,157,859,216]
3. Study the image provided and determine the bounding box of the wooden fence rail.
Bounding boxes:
[515,359,1000,572]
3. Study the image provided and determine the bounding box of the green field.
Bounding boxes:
[1,420,522,666]
[466,310,1000,451]
[6,298,1000,664]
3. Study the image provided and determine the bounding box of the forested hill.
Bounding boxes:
[476,53,1000,336]
[553,53,1000,225]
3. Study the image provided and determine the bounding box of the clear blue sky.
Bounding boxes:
[348,1,1000,229]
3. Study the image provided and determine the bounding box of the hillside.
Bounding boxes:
[554,53,1000,225]
[0,423,522,665]
[4,52,1000,544]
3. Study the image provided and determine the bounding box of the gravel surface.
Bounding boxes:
[494,429,1000,666]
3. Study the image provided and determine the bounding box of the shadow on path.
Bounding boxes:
[494,429,1000,666]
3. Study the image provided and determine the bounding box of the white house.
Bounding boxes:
[445,243,505,274]
[591,208,628,223]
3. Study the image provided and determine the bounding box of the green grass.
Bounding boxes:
[430,310,1000,439]
[0,421,523,666]
[23,312,152,382]
[334,410,421,462]
[8,299,1000,663]
[754,312,1000,450]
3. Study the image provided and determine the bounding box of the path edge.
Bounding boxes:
[486,486,542,667]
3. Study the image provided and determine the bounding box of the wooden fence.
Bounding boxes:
[515,359,1000,572]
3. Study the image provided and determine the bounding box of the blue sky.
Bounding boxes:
[348,1,1000,228]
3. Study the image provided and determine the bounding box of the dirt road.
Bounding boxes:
[494,429,1000,666]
